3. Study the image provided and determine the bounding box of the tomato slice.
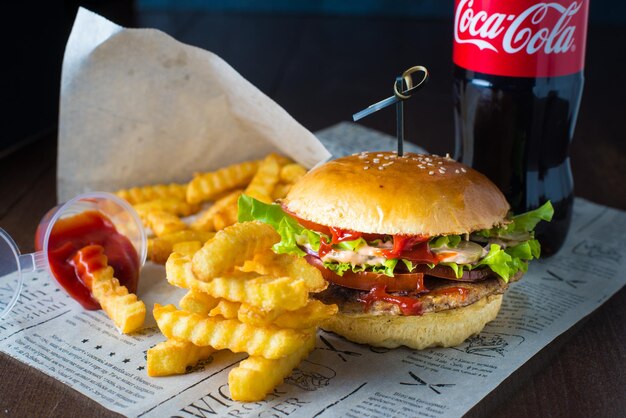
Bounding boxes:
[305,255,427,292]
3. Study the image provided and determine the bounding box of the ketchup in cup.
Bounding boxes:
[36,210,140,309]
[0,192,146,318]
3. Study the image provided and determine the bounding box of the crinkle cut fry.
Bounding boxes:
[209,300,240,319]
[147,339,215,376]
[187,160,260,204]
[90,267,146,334]
[133,198,200,219]
[271,183,292,200]
[191,222,280,281]
[167,253,309,311]
[153,304,311,359]
[191,189,243,232]
[244,153,282,203]
[149,230,215,264]
[243,300,338,329]
[116,183,187,205]
[279,163,307,184]
[171,240,203,258]
[228,331,316,402]
[241,250,326,292]
[200,298,337,329]
[179,290,220,315]
[144,211,187,237]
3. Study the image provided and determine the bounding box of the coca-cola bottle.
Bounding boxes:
[453,0,589,255]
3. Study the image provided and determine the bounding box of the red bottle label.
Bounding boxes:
[453,0,588,77]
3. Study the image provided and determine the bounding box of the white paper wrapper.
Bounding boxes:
[58,8,330,202]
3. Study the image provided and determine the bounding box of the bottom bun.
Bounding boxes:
[320,294,503,350]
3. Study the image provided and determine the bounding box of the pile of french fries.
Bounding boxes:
[116,153,307,264]
[112,153,334,400]
[148,222,337,401]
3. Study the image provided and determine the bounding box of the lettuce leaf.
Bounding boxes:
[439,241,541,282]
[439,262,463,278]
[430,235,462,249]
[371,259,399,276]
[505,239,541,260]
[474,242,542,282]
[323,259,398,277]
[335,237,368,252]
[401,259,416,272]
[479,201,554,239]
[238,194,326,256]
[507,201,554,233]
[475,244,515,280]
[323,261,353,276]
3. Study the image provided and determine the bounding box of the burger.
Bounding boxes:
[238,151,552,349]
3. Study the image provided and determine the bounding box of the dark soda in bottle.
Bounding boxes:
[453,0,589,255]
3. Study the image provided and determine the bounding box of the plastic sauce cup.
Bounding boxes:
[0,192,146,319]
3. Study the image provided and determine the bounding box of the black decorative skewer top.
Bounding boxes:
[352,66,429,157]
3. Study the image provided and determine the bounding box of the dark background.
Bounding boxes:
[2,0,625,155]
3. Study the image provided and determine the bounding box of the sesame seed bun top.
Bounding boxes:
[283,151,510,236]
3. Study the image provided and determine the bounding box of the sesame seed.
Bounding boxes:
[428,171,434,175]
[455,169,460,173]
[427,163,434,166]
[373,158,380,163]
[438,161,443,165]
[418,165,425,169]
[378,166,384,170]
[461,167,467,173]
[439,169,445,174]
[377,153,384,157]
[364,166,369,170]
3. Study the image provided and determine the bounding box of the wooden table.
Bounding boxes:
[1,10,624,418]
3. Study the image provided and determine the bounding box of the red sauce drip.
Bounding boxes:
[36,211,139,310]
[70,244,108,289]
[358,285,423,316]
[318,238,333,258]
[380,235,434,263]
[329,227,362,244]
[429,286,470,302]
